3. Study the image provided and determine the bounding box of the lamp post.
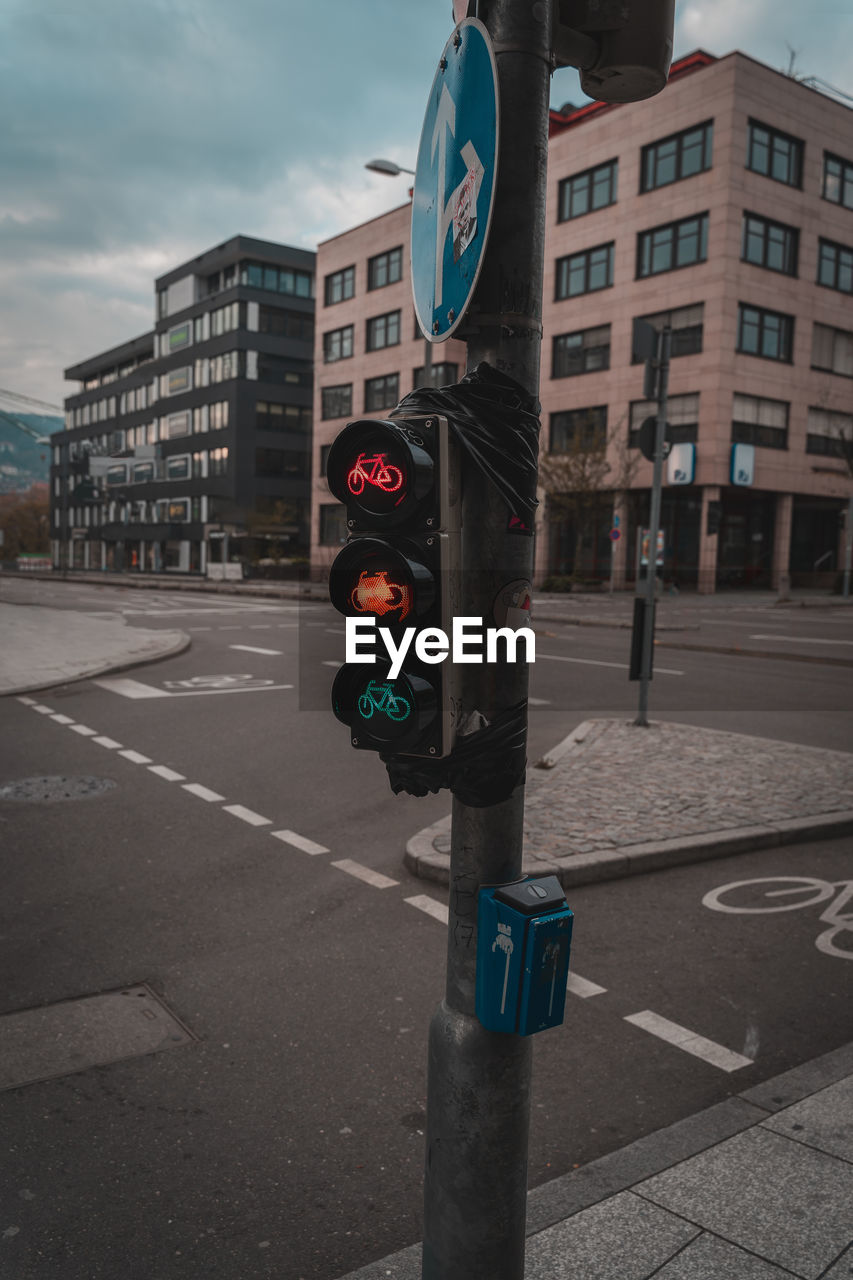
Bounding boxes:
[364,158,434,389]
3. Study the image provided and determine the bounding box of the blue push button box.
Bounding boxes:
[476,875,574,1036]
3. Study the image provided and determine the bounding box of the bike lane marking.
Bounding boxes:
[566,973,607,999]
[148,765,186,782]
[182,783,225,802]
[624,1010,753,1073]
[223,804,272,827]
[271,830,329,856]
[331,859,399,890]
[406,895,449,925]
[228,645,283,656]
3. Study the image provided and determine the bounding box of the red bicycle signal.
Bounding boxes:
[347,452,404,498]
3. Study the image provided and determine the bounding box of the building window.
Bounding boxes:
[167,320,192,352]
[366,310,401,351]
[557,159,617,221]
[637,214,708,278]
[811,323,853,378]
[736,304,794,362]
[132,461,154,484]
[641,121,713,193]
[255,447,306,477]
[320,503,347,546]
[324,265,355,306]
[806,408,852,458]
[210,302,240,337]
[747,120,803,187]
[209,447,228,477]
[258,306,313,341]
[741,212,798,276]
[552,325,610,378]
[106,464,127,486]
[241,261,313,298]
[319,444,332,477]
[321,384,353,420]
[629,394,699,447]
[163,366,192,396]
[256,353,309,386]
[167,411,191,439]
[323,325,354,363]
[823,153,853,210]
[631,304,704,359]
[256,400,311,433]
[413,361,458,388]
[817,238,853,294]
[549,406,607,452]
[368,246,403,290]
[166,455,190,482]
[731,393,788,450]
[555,242,614,299]
[365,373,399,412]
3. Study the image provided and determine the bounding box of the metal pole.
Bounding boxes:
[635,327,670,727]
[421,2,552,1276]
[843,492,853,599]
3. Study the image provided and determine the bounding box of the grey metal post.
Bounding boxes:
[843,492,853,599]
[635,327,670,727]
[421,1,552,1276]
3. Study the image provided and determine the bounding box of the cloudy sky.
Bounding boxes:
[1,0,850,409]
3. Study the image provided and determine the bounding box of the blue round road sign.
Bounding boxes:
[411,19,499,342]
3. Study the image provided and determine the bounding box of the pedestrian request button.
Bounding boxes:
[476,875,574,1037]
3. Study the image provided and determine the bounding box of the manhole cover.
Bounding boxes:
[0,776,116,803]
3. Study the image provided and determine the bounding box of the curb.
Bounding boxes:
[0,629,192,698]
[332,1039,853,1279]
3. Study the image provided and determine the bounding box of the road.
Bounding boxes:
[1,580,851,1279]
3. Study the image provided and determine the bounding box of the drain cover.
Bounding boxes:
[0,776,116,803]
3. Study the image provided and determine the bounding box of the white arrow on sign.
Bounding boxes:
[430,83,484,308]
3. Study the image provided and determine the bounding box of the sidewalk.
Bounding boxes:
[337,1038,853,1279]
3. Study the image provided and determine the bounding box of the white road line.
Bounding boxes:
[566,973,607,999]
[94,677,170,699]
[93,736,122,749]
[223,804,272,827]
[322,660,340,667]
[405,894,449,924]
[51,714,75,724]
[538,653,684,676]
[750,633,853,646]
[325,628,347,635]
[17,696,37,705]
[228,644,283,656]
[182,783,226,802]
[33,704,54,713]
[528,697,551,706]
[249,624,273,629]
[69,724,98,737]
[220,626,241,631]
[624,1010,753,1073]
[118,749,153,765]
[186,626,212,632]
[148,765,186,782]
[331,859,399,889]
[271,829,329,855]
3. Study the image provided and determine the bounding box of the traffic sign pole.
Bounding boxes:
[421,3,552,1277]
[635,326,671,727]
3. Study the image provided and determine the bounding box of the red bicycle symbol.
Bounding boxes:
[347,452,404,497]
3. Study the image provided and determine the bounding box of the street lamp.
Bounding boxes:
[364,157,435,389]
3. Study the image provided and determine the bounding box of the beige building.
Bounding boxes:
[312,50,853,592]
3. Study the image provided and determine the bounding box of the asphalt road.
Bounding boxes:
[1,582,852,1279]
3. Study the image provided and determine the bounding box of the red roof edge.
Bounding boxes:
[549,49,718,137]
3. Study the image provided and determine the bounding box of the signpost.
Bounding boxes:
[411,19,499,342]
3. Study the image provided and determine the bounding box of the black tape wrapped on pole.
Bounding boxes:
[380,363,540,807]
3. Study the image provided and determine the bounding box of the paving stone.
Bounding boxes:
[822,1243,853,1278]
[652,1232,805,1279]
[636,1127,853,1279]
[761,1077,853,1164]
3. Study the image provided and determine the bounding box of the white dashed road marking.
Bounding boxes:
[94,677,169,699]
[566,973,607,998]
[33,704,53,713]
[182,783,225,802]
[405,895,449,924]
[271,830,329,856]
[331,859,399,890]
[624,1010,753,1072]
[51,714,75,725]
[93,736,122,749]
[148,765,186,782]
[750,634,853,646]
[223,804,272,827]
[119,749,152,764]
[228,645,283,656]
[17,696,37,706]
[69,724,98,736]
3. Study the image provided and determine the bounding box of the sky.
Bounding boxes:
[1,0,851,410]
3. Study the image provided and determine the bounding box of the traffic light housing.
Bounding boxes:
[326,414,460,759]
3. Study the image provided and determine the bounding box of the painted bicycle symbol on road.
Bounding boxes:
[703,877,853,961]
[163,674,274,691]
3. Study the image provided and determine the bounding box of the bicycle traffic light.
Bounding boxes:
[326,414,460,759]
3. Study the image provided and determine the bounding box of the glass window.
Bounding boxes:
[631,304,704,360]
[817,238,853,294]
[366,310,401,351]
[254,447,307,477]
[167,411,190,439]
[736,304,794,362]
[641,122,713,192]
[259,306,313,340]
[558,160,617,221]
[320,503,347,546]
[323,325,354,363]
[741,212,798,276]
[368,246,403,290]
[209,447,229,477]
[637,214,708,278]
[167,321,192,352]
[629,394,699,447]
[132,461,154,483]
[555,243,614,298]
[106,464,127,486]
[731,393,788,449]
[166,455,190,481]
[823,153,853,210]
[321,384,353,420]
[413,361,458,389]
[365,373,399,412]
[552,325,611,378]
[549,406,607,452]
[747,120,803,187]
[806,407,853,457]
[811,323,853,378]
[324,265,356,306]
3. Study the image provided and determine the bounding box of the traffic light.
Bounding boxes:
[326,414,460,759]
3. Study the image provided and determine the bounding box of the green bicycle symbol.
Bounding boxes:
[357,680,412,722]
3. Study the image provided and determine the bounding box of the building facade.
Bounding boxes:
[54,236,315,576]
[311,51,853,592]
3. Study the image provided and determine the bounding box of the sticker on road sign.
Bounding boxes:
[412,19,499,341]
[609,528,621,541]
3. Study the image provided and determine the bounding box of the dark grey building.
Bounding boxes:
[53,235,315,575]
